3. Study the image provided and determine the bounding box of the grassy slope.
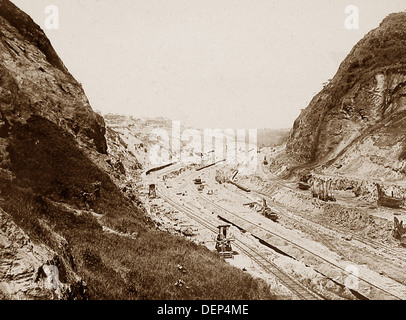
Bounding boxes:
[0,116,275,300]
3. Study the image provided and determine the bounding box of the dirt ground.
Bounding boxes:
[138,152,406,300]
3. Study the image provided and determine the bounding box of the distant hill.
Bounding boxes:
[0,0,274,300]
[286,12,406,181]
[258,128,290,148]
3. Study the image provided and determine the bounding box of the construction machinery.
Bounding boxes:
[298,181,311,191]
[243,202,256,209]
[260,198,278,222]
[243,198,278,222]
[149,184,157,199]
[215,225,234,259]
[228,180,251,192]
[393,217,406,247]
[311,177,336,202]
[215,170,227,184]
[377,184,403,209]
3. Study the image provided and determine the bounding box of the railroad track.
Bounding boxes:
[251,184,406,263]
[228,171,406,264]
[233,241,322,300]
[156,186,322,300]
[190,179,405,300]
[252,170,406,259]
[198,167,406,265]
[226,178,406,291]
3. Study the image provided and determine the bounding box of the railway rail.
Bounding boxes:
[252,182,406,263]
[224,175,406,291]
[154,164,406,299]
[190,178,405,300]
[225,171,406,264]
[156,185,322,300]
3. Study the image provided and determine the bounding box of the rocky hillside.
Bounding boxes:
[286,12,406,180]
[0,1,274,300]
[0,0,110,299]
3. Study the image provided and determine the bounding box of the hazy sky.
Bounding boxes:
[9,0,406,129]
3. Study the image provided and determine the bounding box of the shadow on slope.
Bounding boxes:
[0,116,275,300]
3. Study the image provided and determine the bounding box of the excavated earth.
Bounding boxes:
[101,111,406,300]
[4,0,406,301]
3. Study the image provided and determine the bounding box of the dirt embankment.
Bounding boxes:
[238,171,399,245]
[320,204,394,242]
[311,173,406,204]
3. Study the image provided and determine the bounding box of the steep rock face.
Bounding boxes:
[0,0,67,73]
[0,2,276,301]
[287,12,406,179]
[0,0,107,154]
[0,208,87,300]
[0,0,109,299]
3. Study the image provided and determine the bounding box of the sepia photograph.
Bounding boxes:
[1,0,406,310]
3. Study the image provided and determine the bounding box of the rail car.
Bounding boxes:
[145,162,175,175]
[377,184,404,209]
[262,207,278,222]
[215,225,234,259]
[259,198,278,222]
[229,180,251,193]
[298,181,311,191]
[196,163,216,172]
[243,198,278,222]
[195,159,226,172]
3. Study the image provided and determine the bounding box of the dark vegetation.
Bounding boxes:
[329,12,406,103]
[0,116,275,300]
